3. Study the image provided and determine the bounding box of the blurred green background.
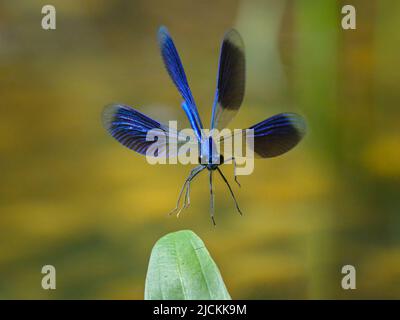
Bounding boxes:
[0,0,399,299]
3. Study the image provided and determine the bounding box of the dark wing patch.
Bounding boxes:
[217,29,245,110]
[248,113,306,158]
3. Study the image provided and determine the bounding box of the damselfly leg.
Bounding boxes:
[216,167,243,216]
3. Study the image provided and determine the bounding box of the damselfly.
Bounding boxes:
[103,26,306,224]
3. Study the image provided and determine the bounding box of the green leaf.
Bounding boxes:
[144,230,231,300]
